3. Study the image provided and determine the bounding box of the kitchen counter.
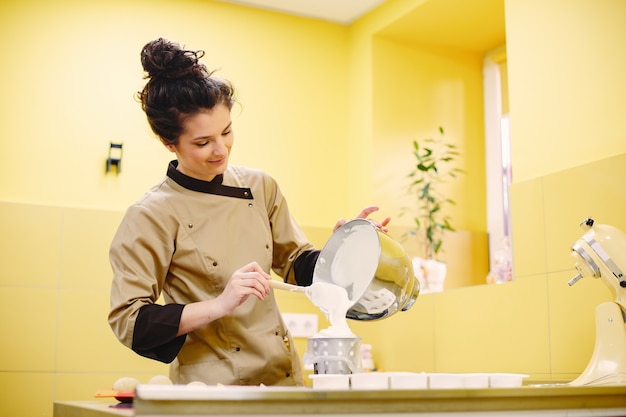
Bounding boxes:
[54,384,626,417]
[53,401,132,417]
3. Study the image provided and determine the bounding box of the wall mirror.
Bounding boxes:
[373,0,509,290]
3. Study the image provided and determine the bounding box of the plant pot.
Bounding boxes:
[412,257,447,293]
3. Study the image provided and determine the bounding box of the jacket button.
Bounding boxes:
[212,261,218,266]
[285,372,290,377]
[235,347,241,352]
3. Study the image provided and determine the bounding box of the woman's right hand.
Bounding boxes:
[215,262,272,315]
[177,262,271,336]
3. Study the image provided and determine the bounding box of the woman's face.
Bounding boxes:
[164,104,233,182]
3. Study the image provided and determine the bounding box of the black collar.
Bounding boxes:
[167,160,253,199]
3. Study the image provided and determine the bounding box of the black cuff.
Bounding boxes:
[132,303,186,364]
[293,250,320,286]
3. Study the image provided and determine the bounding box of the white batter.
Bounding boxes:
[304,282,355,337]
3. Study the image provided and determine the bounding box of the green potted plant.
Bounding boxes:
[402,126,463,292]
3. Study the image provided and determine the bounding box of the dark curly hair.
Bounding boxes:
[137,38,236,145]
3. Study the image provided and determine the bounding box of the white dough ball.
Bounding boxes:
[148,375,173,385]
[113,377,140,391]
[187,381,206,386]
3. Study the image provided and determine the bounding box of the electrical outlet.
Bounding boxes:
[281,313,318,338]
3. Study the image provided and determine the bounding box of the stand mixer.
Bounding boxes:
[567,218,626,386]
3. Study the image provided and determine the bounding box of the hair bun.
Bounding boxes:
[141,38,208,79]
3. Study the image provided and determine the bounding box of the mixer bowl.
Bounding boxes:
[313,219,420,320]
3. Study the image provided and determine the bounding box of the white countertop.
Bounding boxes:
[54,383,626,417]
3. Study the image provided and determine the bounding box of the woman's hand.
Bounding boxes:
[332,205,391,233]
[177,262,271,336]
[215,262,271,315]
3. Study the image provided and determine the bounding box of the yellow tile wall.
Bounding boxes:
[509,152,626,381]
[0,202,168,417]
[0,373,54,417]
[509,178,546,278]
[0,203,63,287]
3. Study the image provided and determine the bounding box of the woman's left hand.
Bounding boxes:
[332,205,391,233]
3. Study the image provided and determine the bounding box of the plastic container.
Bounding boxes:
[350,372,389,390]
[463,373,490,388]
[388,372,428,389]
[309,374,350,390]
[489,373,528,388]
[428,373,465,389]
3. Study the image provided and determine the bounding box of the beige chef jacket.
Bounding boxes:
[108,161,315,386]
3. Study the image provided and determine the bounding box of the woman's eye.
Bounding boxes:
[223,130,232,136]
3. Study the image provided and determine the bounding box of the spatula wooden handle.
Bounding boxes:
[269,280,307,293]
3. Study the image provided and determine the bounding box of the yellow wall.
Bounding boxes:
[0,0,351,227]
[2,0,626,416]
[505,0,626,182]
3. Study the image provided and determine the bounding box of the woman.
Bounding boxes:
[108,38,389,386]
